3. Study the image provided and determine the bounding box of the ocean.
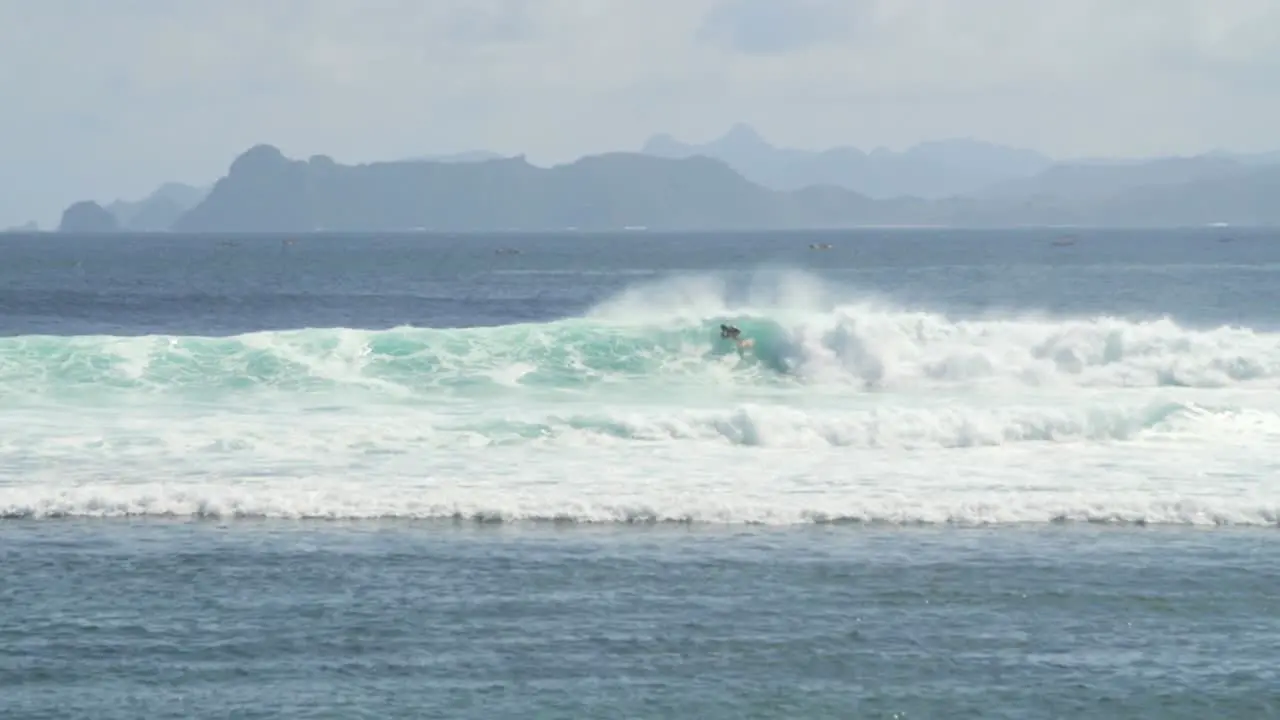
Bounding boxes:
[1,228,1277,718]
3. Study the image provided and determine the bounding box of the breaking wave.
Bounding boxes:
[3,271,1278,528]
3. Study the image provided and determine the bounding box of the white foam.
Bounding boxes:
[4,270,1280,528]
[591,270,1280,390]
[3,450,1276,526]
[1,394,1277,526]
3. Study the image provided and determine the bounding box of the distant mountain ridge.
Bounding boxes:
[167,145,901,232]
[51,128,1280,233]
[59,201,120,233]
[106,182,210,231]
[977,155,1249,203]
[640,123,1054,198]
[57,152,510,233]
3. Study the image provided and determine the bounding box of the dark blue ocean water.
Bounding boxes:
[2,228,1278,719]
[3,228,1280,337]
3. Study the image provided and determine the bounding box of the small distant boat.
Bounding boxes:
[809,243,833,250]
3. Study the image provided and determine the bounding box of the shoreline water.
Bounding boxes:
[5,519,1277,719]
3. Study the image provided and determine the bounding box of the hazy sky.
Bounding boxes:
[3,0,1279,227]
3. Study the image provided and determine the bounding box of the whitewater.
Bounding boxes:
[4,265,1277,527]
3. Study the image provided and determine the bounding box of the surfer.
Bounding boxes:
[720,324,753,349]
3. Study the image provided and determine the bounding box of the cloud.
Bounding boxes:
[1,0,1278,226]
[696,0,860,55]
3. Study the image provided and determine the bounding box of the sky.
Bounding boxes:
[2,0,1279,227]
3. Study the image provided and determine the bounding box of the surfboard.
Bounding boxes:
[737,338,754,349]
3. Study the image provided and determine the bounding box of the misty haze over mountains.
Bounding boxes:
[641,123,1055,199]
[638,124,1280,207]
[29,123,1280,233]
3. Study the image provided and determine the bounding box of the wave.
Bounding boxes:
[3,397,1255,455]
[3,483,1275,526]
[408,400,1273,449]
[2,272,1277,397]
[4,271,1278,530]
[3,392,1278,528]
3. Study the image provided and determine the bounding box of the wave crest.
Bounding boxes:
[2,304,1274,397]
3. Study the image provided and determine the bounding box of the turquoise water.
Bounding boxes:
[1,229,1278,717]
